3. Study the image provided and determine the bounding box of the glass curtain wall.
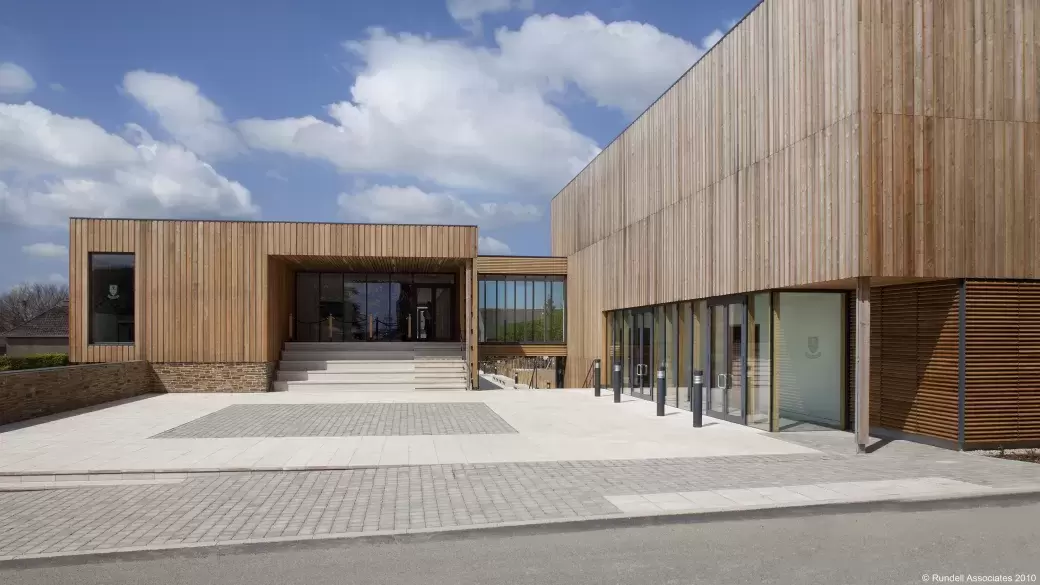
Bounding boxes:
[774,292,844,430]
[296,273,454,342]
[747,292,772,430]
[478,276,566,343]
[603,298,732,420]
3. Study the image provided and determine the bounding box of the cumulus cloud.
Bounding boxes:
[0,104,258,226]
[236,14,726,200]
[0,62,35,95]
[478,236,511,255]
[22,242,68,258]
[495,14,723,115]
[447,0,533,32]
[46,273,68,285]
[122,71,243,158]
[239,28,600,195]
[337,184,540,229]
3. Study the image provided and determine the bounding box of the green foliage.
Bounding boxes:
[0,353,70,372]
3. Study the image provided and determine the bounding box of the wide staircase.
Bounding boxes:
[271,342,470,392]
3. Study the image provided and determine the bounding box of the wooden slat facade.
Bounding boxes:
[552,0,862,386]
[551,0,1040,388]
[964,280,1040,446]
[69,219,478,369]
[475,256,568,275]
[859,0,1040,278]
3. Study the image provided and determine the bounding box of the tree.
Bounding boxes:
[0,283,70,333]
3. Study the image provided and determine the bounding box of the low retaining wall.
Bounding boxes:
[0,361,157,427]
[151,362,275,393]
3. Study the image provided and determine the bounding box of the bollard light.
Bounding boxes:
[656,365,666,416]
[613,362,622,403]
[692,369,704,428]
[593,359,602,397]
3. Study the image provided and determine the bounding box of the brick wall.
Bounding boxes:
[0,361,157,427]
[151,362,274,393]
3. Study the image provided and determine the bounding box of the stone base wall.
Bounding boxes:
[151,362,274,393]
[0,361,157,427]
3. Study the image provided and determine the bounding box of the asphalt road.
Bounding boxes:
[3,501,1039,585]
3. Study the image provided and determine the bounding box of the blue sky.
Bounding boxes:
[0,0,756,290]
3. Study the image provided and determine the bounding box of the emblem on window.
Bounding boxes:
[107,284,120,300]
[805,335,821,359]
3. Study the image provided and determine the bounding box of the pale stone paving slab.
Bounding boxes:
[151,403,518,438]
[604,478,994,514]
[2,452,1040,559]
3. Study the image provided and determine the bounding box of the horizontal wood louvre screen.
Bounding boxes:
[69,219,478,364]
[964,281,1040,446]
[479,344,567,358]
[475,257,568,275]
[871,281,961,441]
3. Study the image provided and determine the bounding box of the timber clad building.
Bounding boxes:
[70,0,1040,450]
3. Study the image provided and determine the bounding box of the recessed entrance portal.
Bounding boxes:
[294,272,457,342]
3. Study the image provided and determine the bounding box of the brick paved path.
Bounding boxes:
[2,451,1039,559]
[152,403,518,438]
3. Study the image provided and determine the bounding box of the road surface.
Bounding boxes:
[3,500,1039,585]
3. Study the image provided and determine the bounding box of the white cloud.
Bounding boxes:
[0,104,258,227]
[46,273,68,285]
[495,14,720,116]
[447,0,533,31]
[478,236,511,255]
[337,184,540,229]
[237,14,720,198]
[49,82,65,92]
[0,62,35,95]
[700,29,725,50]
[22,242,67,258]
[122,71,242,158]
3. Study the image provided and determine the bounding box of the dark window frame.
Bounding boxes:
[88,252,136,346]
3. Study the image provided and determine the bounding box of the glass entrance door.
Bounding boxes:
[706,297,746,424]
[628,309,654,399]
[415,285,453,341]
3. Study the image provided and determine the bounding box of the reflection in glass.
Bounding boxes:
[90,253,136,344]
[709,304,726,415]
[434,288,452,340]
[319,273,344,341]
[747,292,772,430]
[665,304,677,407]
[295,273,319,342]
[344,278,366,340]
[550,280,565,342]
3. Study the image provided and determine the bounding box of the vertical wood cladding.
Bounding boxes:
[870,281,961,442]
[552,0,862,385]
[69,219,477,364]
[964,281,1040,446]
[859,0,1040,277]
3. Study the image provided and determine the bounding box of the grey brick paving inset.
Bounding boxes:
[2,452,1040,558]
[151,403,518,438]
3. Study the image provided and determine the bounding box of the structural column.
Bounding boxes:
[855,276,871,453]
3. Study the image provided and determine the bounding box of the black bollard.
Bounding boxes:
[656,364,666,416]
[692,368,704,428]
[613,361,621,403]
[593,359,601,397]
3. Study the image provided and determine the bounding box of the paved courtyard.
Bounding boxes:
[0,390,814,474]
[3,388,1040,561]
[152,403,519,438]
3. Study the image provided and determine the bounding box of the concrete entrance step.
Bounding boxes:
[276,372,415,383]
[283,341,462,351]
[281,351,416,362]
[272,380,419,392]
[276,361,418,373]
